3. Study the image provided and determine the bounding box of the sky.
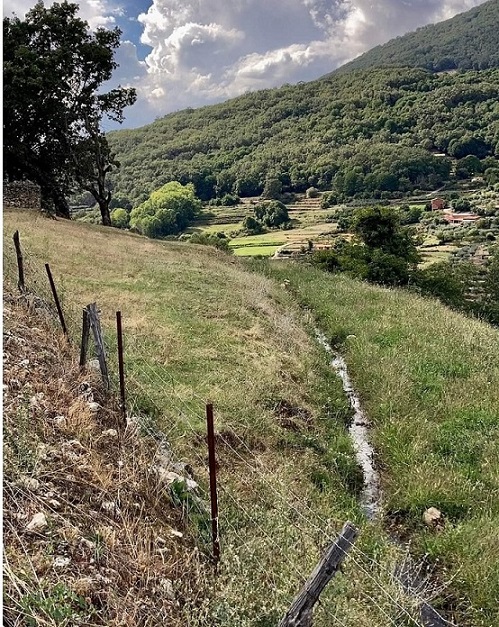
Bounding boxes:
[3,0,489,130]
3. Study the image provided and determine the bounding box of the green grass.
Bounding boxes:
[232,244,281,257]
[259,260,499,626]
[4,209,436,627]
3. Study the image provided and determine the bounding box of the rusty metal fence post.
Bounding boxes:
[116,311,127,426]
[206,403,220,565]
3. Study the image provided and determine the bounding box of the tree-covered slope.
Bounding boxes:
[108,67,499,204]
[330,0,499,75]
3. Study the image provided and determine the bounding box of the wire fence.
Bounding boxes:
[4,229,453,627]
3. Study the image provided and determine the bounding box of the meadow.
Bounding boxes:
[261,260,499,625]
[4,208,498,625]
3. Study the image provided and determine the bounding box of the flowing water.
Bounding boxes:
[316,330,381,519]
[316,329,453,626]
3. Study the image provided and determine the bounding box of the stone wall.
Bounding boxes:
[4,181,41,210]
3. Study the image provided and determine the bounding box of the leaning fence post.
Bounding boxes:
[79,308,91,369]
[116,311,127,426]
[87,303,110,390]
[45,263,68,336]
[12,231,25,292]
[279,521,359,627]
[206,403,220,565]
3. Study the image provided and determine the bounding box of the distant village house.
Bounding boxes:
[431,197,446,211]
[443,212,479,224]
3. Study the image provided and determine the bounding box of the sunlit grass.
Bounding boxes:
[261,260,499,626]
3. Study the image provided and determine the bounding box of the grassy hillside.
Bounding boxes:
[4,209,416,627]
[108,67,499,206]
[331,0,499,75]
[262,261,499,626]
[4,209,499,625]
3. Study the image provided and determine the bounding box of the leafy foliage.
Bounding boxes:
[3,1,135,221]
[129,181,201,238]
[108,67,498,205]
[254,200,290,228]
[312,206,420,286]
[332,0,499,74]
[110,208,129,229]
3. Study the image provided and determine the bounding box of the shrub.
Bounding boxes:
[306,186,319,198]
[189,232,232,253]
[130,182,201,238]
[111,207,129,229]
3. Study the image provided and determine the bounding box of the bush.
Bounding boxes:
[413,261,479,310]
[111,208,129,229]
[253,200,290,228]
[306,186,319,198]
[130,182,201,238]
[242,215,263,234]
[189,232,232,253]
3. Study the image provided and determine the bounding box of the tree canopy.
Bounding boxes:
[129,182,202,238]
[330,0,499,75]
[108,67,498,205]
[3,1,136,223]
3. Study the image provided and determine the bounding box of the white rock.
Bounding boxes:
[87,402,101,413]
[423,507,444,529]
[101,501,121,517]
[101,429,118,438]
[156,469,198,491]
[19,476,40,491]
[168,529,183,539]
[53,556,70,568]
[26,512,48,532]
[159,578,175,601]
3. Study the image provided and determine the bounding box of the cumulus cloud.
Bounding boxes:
[3,0,120,29]
[4,0,489,126]
[130,0,487,122]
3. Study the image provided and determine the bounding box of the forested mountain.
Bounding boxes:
[108,67,499,204]
[330,0,499,75]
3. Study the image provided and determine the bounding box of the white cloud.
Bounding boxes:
[130,0,488,122]
[3,0,120,29]
[4,0,490,127]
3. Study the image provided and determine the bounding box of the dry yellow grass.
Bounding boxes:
[4,209,455,626]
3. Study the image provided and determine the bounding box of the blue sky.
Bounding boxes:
[4,0,489,130]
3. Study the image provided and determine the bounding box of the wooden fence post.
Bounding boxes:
[279,521,359,627]
[206,403,220,565]
[79,308,91,369]
[87,303,110,390]
[45,263,68,336]
[12,231,25,292]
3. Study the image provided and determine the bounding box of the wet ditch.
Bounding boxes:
[316,329,454,627]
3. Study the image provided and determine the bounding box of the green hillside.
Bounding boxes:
[4,209,499,625]
[331,0,499,75]
[108,67,499,205]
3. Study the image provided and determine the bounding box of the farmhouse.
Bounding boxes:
[431,197,446,211]
[443,212,480,224]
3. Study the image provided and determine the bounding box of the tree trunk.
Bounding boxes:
[98,198,112,226]
[40,180,70,218]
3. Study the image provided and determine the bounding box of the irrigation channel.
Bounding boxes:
[316,330,454,627]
